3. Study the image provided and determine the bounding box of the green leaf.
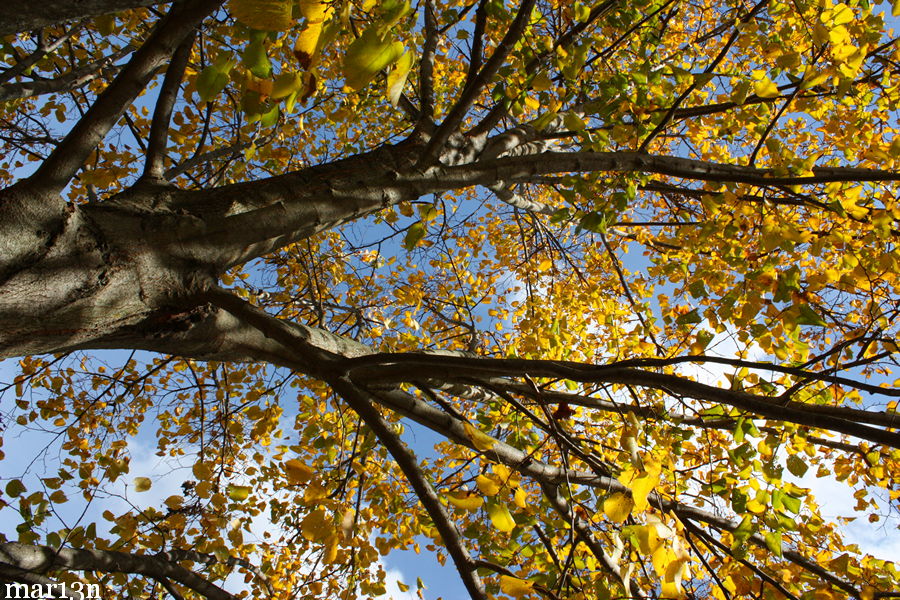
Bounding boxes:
[403,222,427,250]
[786,454,809,477]
[344,26,405,90]
[242,39,272,79]
[795,304,828,327]
[675,308,702,325]
[764,531,783,557]
[781,494,802,514]
[197,65,231,103]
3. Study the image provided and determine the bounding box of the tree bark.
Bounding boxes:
[0,0,172,37]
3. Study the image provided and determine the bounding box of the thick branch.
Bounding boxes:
[28,0,220,194]
[0,0,171,37]
[143,31,195,180]
[0,543,236,600]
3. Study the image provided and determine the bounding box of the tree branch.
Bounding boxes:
[419,0,536,166]
[0,0,172,37]
[0,47,132,103]
[331,379,488,600]
[143,31,195,181]
[28,0,220,194]
[0,543,237,600]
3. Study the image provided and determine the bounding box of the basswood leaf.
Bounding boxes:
[463,422,497,451]
[447,491,483,511]
[403,222,427,250]
[227,484,251,501]
[476,474,500,496]
[603,492,634,523]
[754,76,780,98]
[786,454,809,477]
[499,575,534,598]
[242,40,272,79]
[294,0,332,69]
[285,458,314,484]
[134,477,152,492]
[229,0,294,30]
[344,26,405,90]
[487,502,516,532]
[631,472,659,512]
[272,72,305,100]
[387,50,414,107]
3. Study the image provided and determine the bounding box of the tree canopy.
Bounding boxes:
[0,0,899,598]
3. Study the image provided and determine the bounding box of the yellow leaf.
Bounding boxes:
[227,484,251,501]
[603,492,634,523]
[514,487,528,509]
[323,533,339,563]
[304,480,328,502]
[134,477,152,492]
[293,0,332,69]
[447,491,484,511]
[537,258,553,272]
[387,50,414,107]
[476,474,500,496]
[631,472,659,512]
[754,76,780,98]
[463,422,496,451]
[487,502,516,532]
[192,462,212,480]
[229,0,294,31]
[164,495,184,510]
[285,458,314,484]
[500,575,534,597]
[301,508,331,542]
[532,72,553,91]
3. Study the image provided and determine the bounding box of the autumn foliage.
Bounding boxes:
[1,0,899,599]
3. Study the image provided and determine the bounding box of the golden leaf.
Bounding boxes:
[603,492,634,523]
[229,0,294,31]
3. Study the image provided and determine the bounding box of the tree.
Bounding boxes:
[0,0,898,597]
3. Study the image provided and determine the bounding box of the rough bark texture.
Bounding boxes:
[0,0,171,37]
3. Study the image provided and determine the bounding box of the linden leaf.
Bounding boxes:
[631,472,659,512]
[754,76,780,98]
[344,26,405,90]
[463,422,497,451]
[403,222,427,250]
[500,575,534,598]
[476,474,500,496]
[786,454,809,477]
[242,39,272,79]
[532,72,553,91]
[387,50,414,107]
[5,479,25,498]
[447,491,484,511]
[229,0,294,31]
[226,484,251,501]
[293,0,332,69]
[134,477,152,492]
[285,458,314,484]
[272,72,305,100]
[603,492,634,523]
[487,502,516,532]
